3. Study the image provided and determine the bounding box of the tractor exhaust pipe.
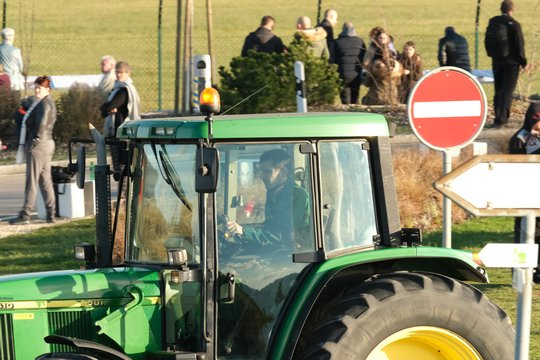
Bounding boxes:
[89,124,112,267]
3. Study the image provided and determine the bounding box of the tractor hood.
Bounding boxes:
[0,267,161,305]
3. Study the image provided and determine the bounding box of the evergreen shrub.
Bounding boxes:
[218,39,341,114]
[55,83,104,143]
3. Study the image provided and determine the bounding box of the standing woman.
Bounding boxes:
[10,76,57,224]
[398,41,423,104]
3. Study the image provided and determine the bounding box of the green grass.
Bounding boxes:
[0,218,95,275]
[424,216,540,359]
[3,0,540,111]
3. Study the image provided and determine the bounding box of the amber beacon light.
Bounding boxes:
[200,87,221,115]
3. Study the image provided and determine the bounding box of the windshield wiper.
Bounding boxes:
[151,143,192,211]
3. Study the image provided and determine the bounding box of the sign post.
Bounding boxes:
[434,154,540,360]
[408,66,487,248]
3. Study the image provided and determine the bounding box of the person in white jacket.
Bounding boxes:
[0,28,24,92]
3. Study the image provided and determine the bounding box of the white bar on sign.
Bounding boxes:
[413,100,481,118]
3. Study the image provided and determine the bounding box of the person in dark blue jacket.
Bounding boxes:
[437,26,471,72]
[331,22,366,105]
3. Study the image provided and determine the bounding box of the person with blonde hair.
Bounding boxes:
[0,28,24,91]
[294,16,329,59]
[97,55,116,97]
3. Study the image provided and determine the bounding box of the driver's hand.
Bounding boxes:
[227,221,243,236]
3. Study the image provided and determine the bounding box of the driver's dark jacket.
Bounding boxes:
[243,181,310,248]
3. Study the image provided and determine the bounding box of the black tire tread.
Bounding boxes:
[295,271,514,360]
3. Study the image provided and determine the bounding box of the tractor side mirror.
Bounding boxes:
[195,147,219,193]
[76,146,86,189]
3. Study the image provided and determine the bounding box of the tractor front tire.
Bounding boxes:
[296,272,515,360]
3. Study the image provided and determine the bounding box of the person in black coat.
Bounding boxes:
[437,26,471,72]
[241,16,285,57]
[331,21,366,105]
[487,0,528,128]
[318,9,338,56]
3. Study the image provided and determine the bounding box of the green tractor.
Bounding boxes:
[0,92,514,359]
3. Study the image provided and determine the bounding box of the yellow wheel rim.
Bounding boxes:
[366,326,483,360]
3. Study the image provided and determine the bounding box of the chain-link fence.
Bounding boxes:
[19,30,536,113]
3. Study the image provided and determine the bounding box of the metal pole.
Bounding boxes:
[294,61,307,113]
[157,0,163,111]
[442,150,452,248]
[2,0,6,29]
[474,0,481,70]
[206,0,216,83]
[174,0,182,114]
[515,212,535,360]
[316,0,322,24]
[181,0,192,114]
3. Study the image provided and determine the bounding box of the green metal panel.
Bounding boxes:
[12,311,49,359]
[117,112,389,140]
[0,267,160,303]
[0,268,162,359]
[270,246,482,359]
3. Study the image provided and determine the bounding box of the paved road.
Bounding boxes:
[0,172,119,220]
[0,173,25,219]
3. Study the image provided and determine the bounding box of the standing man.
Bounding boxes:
[318,9,338,54]
[241,16,285,57]
[226,149,310,249]
[437,26,471,72]
[295,16,329,60]
[0,28,24,92]
[101,61,141,137]
[101,61,141,179]
[332,21,366,105]
[97,55,116,98]
[485,0,527,128]
[10,76,57,225]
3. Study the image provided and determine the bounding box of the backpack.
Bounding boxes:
[485,17,510,58]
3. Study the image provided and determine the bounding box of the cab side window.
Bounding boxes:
[319,141,378,252]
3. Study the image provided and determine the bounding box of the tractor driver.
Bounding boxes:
[226,149,311,251]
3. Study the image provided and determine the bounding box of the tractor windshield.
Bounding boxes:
[127,143,200,264]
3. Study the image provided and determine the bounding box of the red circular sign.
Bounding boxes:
[407,67,487,151]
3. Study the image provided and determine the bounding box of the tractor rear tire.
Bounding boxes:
[296,272,515,360]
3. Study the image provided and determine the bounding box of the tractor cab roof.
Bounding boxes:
[117,112,389,140]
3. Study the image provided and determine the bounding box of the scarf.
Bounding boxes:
[103,78,141,137]
[15,97,43,164]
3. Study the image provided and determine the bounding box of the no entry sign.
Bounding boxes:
[407,67,487,151]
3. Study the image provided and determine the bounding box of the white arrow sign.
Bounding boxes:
[477,243,539,268]
[434,154,540,216]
